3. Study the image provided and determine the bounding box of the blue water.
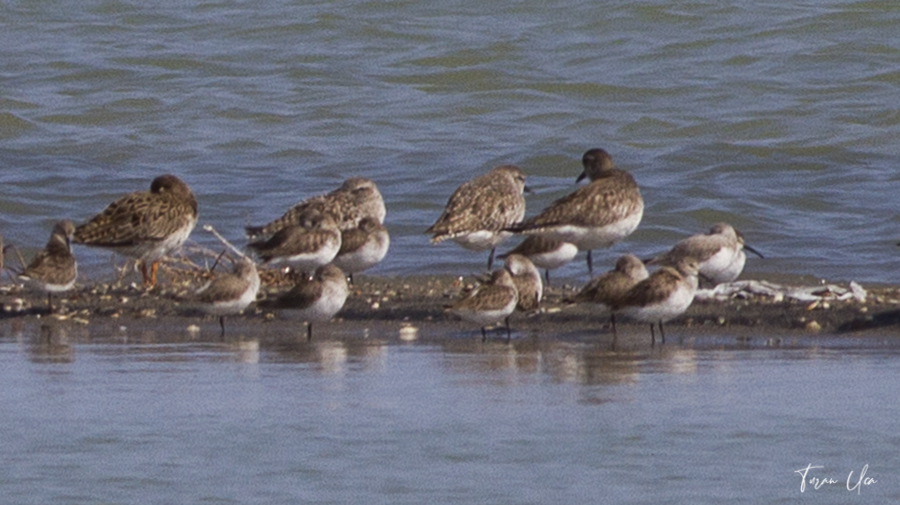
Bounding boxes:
[1,328,898,504]
[2,0,900,283]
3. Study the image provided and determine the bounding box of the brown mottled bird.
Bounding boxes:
[569,253,649,336]
[73,174,198,288]
[18,220,78,313]
[426,165,527,270]
[508,149,643,275]
[246,177,385,238]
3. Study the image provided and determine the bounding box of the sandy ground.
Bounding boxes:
[3,259,900,348]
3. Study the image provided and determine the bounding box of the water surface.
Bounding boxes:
[1,325,898,503]
[1,0,899,284]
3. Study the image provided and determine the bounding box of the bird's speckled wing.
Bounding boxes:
[453,284,517,312]
[74,190,196,247]
[617,268,682,309]
[248,227,338,261]
[427,172,525,241]
[515,171,641,230]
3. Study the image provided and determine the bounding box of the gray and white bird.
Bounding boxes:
[259,264,350,340]
[508,149,643,275]
[614,257,700,346]
[449,268,519,342]
[18,220,78,313]
[569,253,649,336]
[498,235,578,285]
[647,222,763,286]
[195,256,260,337]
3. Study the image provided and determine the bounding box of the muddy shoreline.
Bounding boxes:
[3,258,900,346]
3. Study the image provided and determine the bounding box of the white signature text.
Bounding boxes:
[794,464,876,494]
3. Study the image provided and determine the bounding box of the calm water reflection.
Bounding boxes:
[1,322,898,504]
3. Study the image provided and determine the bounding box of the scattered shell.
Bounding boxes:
[399,325,418,341]
[805,320,821,332]
[371,302,380,310]
[187,324,201,335]
[849,281,867,303]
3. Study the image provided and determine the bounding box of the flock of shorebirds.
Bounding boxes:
[8,148,762,344]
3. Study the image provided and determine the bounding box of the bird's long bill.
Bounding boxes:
[575,171,587,183]
[745,244,765,258]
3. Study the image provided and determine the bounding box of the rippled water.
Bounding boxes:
[1,326,899,504]
[1,0,899,284]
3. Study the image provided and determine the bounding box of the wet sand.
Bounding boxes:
[3,259,900,346]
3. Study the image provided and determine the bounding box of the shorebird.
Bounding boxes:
[195,256,260,337]
[498,235,578,285]
[507,148,643,275]
[614,257,700,346]
[503,253,542,313]
[247,211,342,273]
[18,220,78,313]
[569,253,649,336]
[258,264,349,340]
[73,174,198,288]
[331,217,390,282]
[246,177,385,238]
[426,165,528,270]
[648,222,763,286]
[449,268,519,342]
